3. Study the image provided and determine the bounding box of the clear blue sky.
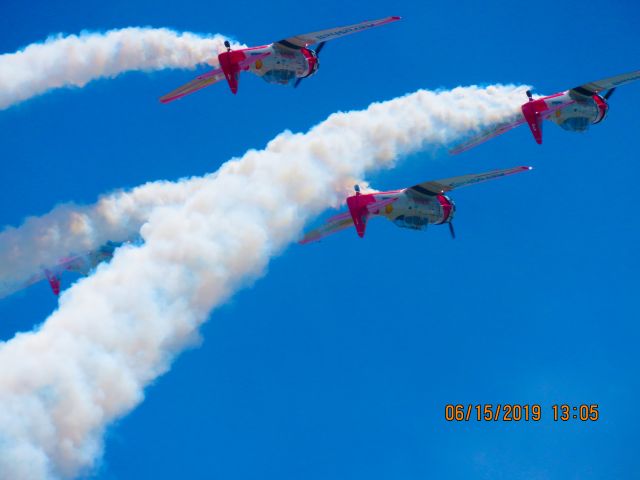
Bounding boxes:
[1,0,640,478]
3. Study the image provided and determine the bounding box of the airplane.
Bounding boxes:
[300,166,532,243]
[160,16,400,101]
[450,70,640,154]
[0,240,125,299]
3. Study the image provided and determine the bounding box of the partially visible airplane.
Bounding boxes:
[0,240,125,299]
[300,166,532,243]
[450,70,640,154]
[160,16,400,101]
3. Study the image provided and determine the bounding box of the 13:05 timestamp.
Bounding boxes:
[552,404,599,421]
[444,404,600,422]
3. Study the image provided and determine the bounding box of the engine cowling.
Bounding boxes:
[435,195,455,224]
[592,94,609,124]
[299,48,319,79]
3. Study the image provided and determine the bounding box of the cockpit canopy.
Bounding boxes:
[393,215,429,230]
[555,99,602,132]
[558,116,592,132]
[261,69,297,85]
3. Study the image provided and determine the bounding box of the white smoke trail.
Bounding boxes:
[0,84,528,479]
[0,177,210,298]
[0,27,244,110]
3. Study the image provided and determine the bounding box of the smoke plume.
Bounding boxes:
[0,27,243,110]
[0,84,528,479]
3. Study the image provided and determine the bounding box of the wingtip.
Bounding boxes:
[298,237,318,245]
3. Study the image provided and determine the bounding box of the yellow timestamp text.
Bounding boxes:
[444,404,599,422]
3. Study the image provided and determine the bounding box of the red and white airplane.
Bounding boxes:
[451,70,640,154]
[300,166,531,243]
[0,240,125,299]
[160,16,400,101]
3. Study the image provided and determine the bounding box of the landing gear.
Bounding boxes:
[526,90,533,101]
[224,40,231,52]
[354,185,361,196]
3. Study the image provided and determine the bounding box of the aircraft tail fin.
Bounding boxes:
[346,187,377,238]
[217,47,271,95]
[521,97,546,144]
[44,270,61,296]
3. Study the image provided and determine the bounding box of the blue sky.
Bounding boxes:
[1,0,640,479]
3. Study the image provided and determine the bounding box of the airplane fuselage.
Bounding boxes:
[544,91,608,132]
[362,190,455,232]
[247,44,319,85]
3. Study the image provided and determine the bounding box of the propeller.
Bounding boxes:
[294,42,326,88]
[603,88,616,100]
[448,222,456,239]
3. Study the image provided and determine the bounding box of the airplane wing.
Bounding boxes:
[299,212,354,244]
[407,166,532,198]
[160,68,226,103]
[0,271,48,299]
[275,16,400,50]
[0,264,67,299]
[160,51,271,102]
[569,69,640,99]
[449,116,526,154]
[160,68,224,103]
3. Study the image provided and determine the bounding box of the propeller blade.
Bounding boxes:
[604,88,616,100]
[315,41,327,56]
[448,222,455,239]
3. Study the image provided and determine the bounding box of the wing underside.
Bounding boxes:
[299,213,354,244]
[275,16,400,50]
[449,116,526,154]
[407,166,532,198]
[570,69,640,99]
[160,68,226,103]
